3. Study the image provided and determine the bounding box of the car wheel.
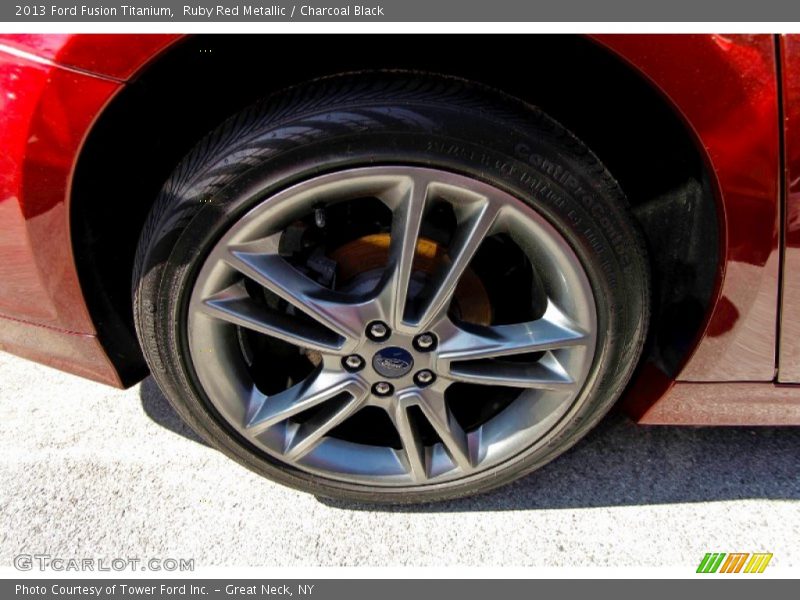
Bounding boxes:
[132,75,650,503]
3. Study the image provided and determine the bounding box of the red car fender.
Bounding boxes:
[0,34,792,424]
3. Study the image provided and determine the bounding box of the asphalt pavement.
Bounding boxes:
[1,350,798,569]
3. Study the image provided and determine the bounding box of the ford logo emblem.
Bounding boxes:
[377,357,410,371]
[372,347,414,378]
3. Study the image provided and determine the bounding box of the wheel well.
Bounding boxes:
[71,34,718,386]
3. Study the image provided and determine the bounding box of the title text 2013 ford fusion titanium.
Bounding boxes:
[2,34,799,502]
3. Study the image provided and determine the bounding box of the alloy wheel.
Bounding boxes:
[187,166,597,487]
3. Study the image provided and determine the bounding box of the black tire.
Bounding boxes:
[133,74,650,503]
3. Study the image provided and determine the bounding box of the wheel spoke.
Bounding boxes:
[437,301,589,362]
[199,281,346,353]
[379,176,428,330]
[413,200,500,329]
[388,403,428,483]
[446,351,576,390]
[224,237,362,343]
[283,388,367,461]
[416,390,473,472]
[246,370,363,435]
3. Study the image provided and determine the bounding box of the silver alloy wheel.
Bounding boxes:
[187,167,597,488]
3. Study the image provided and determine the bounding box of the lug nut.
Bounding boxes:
[367,321,390,341]
[414,333,437,352]
[414,370,436,387]
[342,354,364,372]
[373,381,394,397]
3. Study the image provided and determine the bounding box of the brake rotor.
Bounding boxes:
[329,233,492,325]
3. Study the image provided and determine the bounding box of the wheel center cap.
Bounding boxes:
[372,347,414,379]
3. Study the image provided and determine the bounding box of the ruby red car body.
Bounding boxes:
[0,33,798,425]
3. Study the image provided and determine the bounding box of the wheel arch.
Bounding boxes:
[70,33,722,398]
